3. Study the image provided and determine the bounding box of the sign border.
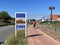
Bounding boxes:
[15,12,27,37]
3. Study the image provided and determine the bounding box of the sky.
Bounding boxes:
[0,0,60,20]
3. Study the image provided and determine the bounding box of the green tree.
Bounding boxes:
[31,19,36,22]
[0,11,12,20]
[0,12,3,19]
[2,11,12,20]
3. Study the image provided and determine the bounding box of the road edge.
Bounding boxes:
[37,29,60,44]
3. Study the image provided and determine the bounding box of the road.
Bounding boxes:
[28,25,60,45]
[0,25,15,44]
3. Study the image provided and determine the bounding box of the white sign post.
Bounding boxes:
[15,12,27,37]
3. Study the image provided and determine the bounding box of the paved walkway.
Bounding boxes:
[28,25,60,45]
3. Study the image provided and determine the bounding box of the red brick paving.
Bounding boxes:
[28,25,60,45]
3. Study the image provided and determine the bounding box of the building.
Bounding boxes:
[51,15,60,21]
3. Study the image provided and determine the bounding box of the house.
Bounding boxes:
[51,15,60,21]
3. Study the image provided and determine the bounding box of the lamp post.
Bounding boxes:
[49,6,55,22]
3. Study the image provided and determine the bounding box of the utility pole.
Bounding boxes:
[49,6,55,22]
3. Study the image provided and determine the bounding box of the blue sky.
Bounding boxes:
[0,0,60,20]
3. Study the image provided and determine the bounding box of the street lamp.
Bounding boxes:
[49,6,55,22]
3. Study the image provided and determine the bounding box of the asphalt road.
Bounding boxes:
[0,25,15,43]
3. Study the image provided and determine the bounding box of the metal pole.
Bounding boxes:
[15,12,17,37]
[25,12,27,37]
[51,10,52,22]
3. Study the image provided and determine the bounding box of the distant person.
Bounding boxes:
[32,21,36,28]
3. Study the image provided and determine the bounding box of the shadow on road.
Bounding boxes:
[28,34,43,37]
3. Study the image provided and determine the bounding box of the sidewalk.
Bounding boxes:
[28,25,60,45]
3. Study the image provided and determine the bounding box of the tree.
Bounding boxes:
[0,12,3,19]
[49,6,55,22]
[2,11,12,20]
[31,19,36,22]
[0,11,12,20]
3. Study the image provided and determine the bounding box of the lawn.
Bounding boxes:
[4,30,28,45]
[40,21,60,27]
[39,21,60,42]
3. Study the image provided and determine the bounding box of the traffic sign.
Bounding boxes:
[15,12,27,37]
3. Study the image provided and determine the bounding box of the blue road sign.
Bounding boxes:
[15,12,27,37]
[15,12,26,30]
[16,25,25,30]
[16,13,25,18]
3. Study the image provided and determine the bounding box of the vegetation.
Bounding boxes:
[0,11,12,20]
[39,21,60,42]
[40,21,48,25]
[27,19,36,24]
[40,21,60,27]
[0,11,15,26]
[4,30,28,45]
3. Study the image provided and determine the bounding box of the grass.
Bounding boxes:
[39,26,60,42]
[39,21,60,42]
[4,30,28,45]
[40,21,60,27]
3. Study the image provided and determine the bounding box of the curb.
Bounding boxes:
[37,29,60,44]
